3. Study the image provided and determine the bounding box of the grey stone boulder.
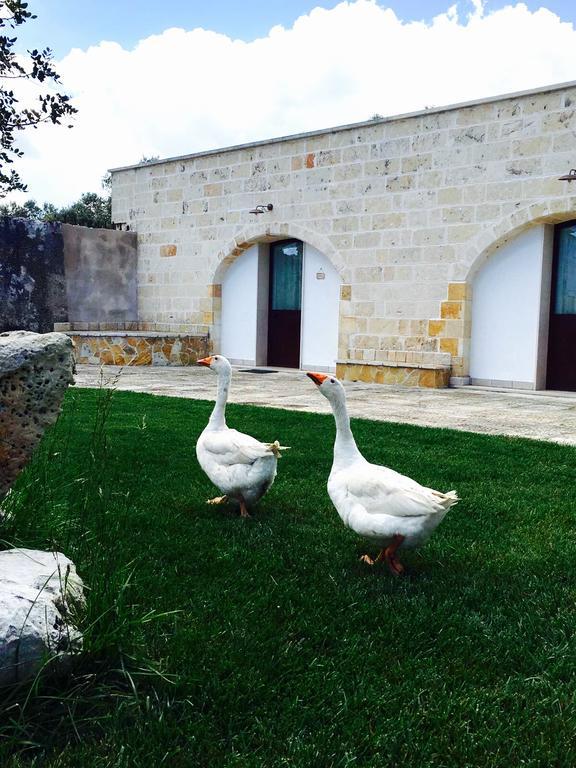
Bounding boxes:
[0,548,85,686]
[0,330,75,499]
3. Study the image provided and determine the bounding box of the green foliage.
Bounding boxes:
[48,191,112,229]
[1,388,575,765]
[0,192,112,229]
[0,198,45,218]
[0,0,77,196]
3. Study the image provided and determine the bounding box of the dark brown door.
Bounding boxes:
[267,240,302,368]
[547,221,576,391]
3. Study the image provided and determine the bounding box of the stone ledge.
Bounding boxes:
[337,358,450,371]
[337,361,451,388]
[68,330,208,339]
[470,377,535,390]
[55,322,205,333]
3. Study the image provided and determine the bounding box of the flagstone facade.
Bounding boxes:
[109,80,576,389]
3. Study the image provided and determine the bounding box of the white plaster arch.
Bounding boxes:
[431,196,576,382]
[456,196,576,385]
[212,222,348,285]
[459,194,576,283]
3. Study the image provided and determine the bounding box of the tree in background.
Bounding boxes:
[0,190,112,228]
[0,0,77,196]
[52,191,112,229]
[0,198,44,218]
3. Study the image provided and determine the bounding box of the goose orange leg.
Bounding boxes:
[239,497,251,518]
[381,535,405,576]
[360,535,405,576]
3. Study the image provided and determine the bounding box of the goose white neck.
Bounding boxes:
[329,390,362,470]
[207,367,230,430]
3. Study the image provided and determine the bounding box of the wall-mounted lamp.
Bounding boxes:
[558,169,576,181]
[249,203,274,215]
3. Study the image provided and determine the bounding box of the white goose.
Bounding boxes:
[196,355,286,517]
[307,372,458,574]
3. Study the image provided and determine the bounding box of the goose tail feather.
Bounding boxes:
[441,490,459,509]
[265,440,290,458]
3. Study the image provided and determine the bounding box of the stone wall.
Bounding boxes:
[0,218,66,333]
[62,225,137,325]
[0,221,138,338]
[110,81,576,383]
[70,331,209,366]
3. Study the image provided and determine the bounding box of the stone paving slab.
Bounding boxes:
[73,365,576,447]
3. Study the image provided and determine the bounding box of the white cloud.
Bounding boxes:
[10,0,576,205]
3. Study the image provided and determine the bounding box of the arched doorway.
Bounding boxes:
[469,220,576,392]
[220,238,340,370]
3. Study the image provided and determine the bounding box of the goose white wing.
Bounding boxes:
[199,428,276,466]
[340,463,457,518]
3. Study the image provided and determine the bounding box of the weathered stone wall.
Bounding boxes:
[62,225,138,325]
[110,81,576,383]
[0,218,66,334]
[0,221,138,335]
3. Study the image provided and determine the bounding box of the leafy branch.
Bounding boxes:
[0,1,77,195]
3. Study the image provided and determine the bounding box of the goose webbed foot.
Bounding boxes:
[239,498,251,518]
[207,495,228,505]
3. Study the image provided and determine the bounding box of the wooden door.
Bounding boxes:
[267,240,302,368]
[547,221,576,391]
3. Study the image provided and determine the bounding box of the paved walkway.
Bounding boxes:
[74,365,576,446]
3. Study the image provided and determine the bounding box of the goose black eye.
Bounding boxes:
[330,378,335,383]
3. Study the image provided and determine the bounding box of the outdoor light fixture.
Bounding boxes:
[558,169,576,181]
[249,203,274,215]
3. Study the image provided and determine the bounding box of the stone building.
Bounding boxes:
[109,80,576,390]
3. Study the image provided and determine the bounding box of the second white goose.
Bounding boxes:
[307,372,458,574]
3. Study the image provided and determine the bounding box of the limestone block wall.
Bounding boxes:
[110,81,576,384]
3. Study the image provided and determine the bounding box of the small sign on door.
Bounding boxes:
[316,270,325,280]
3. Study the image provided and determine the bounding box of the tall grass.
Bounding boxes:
[0,378,177,756]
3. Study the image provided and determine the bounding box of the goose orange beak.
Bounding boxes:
[197,356,213,367]
[307,371,327,386]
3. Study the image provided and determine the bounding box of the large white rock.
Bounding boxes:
[0,548,85,686]
[0,330,75,499]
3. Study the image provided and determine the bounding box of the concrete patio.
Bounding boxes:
[73,365,576,446]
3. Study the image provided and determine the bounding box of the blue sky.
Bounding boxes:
[10,0,576,204]
[17,0,576,56]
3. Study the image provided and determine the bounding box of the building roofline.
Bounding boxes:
[109,79,576,173]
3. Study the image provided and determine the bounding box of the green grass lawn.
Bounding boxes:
[1,386,576,767]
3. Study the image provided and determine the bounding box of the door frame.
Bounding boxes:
[266,238,304,368]
[546,219,576,391]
